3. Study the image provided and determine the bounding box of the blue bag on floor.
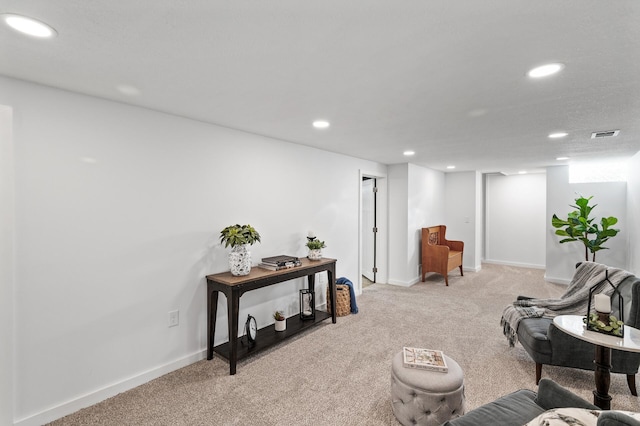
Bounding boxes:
[336,277,358,314]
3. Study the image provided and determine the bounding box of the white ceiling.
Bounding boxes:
[2,1,639,173]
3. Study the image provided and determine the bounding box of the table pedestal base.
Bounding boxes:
[593,345,612,410]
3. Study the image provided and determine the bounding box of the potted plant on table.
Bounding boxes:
[219,224,261,276]
[306,238,326,261]
[274,310,286,331]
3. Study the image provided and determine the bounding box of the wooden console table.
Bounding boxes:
[206,257,337,375]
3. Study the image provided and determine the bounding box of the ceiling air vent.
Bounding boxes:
[591,130,620,139]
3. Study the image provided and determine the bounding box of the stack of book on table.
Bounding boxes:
[402,347,448,372]
[258,255,302,271]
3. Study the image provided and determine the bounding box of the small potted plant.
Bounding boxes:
[306,238,326,260]
[219,224,261,276]
[274,310,286,331]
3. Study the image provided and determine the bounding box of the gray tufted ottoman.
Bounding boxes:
[391,351,465,426]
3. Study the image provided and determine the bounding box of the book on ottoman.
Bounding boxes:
[402,347,448,372]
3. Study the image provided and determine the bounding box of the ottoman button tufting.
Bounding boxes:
[390,351,465,426]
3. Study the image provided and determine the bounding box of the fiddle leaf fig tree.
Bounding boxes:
[551,195,619,261]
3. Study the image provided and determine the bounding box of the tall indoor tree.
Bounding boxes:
[551,195,620,261]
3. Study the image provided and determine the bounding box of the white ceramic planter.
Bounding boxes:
[275,319,286,332]
[229,244,251,276]
[308,249,322,260]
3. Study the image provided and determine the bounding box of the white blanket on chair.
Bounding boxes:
[500,261,633,347]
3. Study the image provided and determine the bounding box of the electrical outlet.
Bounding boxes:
[168,310,179,327]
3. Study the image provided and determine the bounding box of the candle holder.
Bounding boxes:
[299,289,315,320]
[585,270,624,337]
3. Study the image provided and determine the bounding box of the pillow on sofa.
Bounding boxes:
[525,408,640,426]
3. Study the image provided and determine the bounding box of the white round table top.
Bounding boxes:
[553,315,640,353]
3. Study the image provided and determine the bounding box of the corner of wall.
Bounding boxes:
[0,104,15,426]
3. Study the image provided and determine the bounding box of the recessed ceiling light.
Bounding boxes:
[549,132,568,139]
[446,165,456,169]
[518,170,527,175]
[312,120,330,129]
[527,63,564,78]
[2,13,56,38]
[403,150,415,156]
[556,157,570,161]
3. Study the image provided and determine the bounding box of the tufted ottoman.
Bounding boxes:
[391,351,465,426]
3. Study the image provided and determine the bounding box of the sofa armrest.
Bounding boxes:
[598,411,640,426]
[535,378,598,410]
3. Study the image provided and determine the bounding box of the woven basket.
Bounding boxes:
[327,284,351,317]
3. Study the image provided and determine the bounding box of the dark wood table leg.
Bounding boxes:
[227,289,240,375]
[593,345,612,410]
[207,288,219,360]
[328,265,336,323]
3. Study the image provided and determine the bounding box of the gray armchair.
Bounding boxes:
[516,273,640,395]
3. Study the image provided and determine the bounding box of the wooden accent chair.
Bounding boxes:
[421,225,464,286]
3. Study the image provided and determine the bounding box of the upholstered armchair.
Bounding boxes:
[421,225,464,286]
[516,273,640,395]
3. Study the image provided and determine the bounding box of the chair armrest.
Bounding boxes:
[426,244,449,255]
[517,296,534,301]
[598,411,640,426]
[446,240,464,252]
[535,378,598,410]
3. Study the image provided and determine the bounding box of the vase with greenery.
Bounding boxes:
[306,238,326,261]
[219,224,261,276]
[274,310,286,331]
[551,195,619,261]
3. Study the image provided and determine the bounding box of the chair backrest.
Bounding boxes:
[424,225,445,246]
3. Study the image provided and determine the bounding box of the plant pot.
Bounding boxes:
[229,244,251,276]
[308,249,322,260]
[275,319,286,332]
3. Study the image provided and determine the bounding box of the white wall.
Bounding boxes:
[0,105,15,426]
[445,171,482,271]
[485,173,546,269]
[386,163,445,286]
[626,152,640,274]
[1,76,387,425]
[408,164,445,283]
[546,166,628,283]
[387,164,409,285]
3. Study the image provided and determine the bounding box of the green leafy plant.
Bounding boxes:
[219,224,261,249]
[306,239,326,250]
[551,195,619,261]
[273,311,285,321]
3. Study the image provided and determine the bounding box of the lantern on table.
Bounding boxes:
[299,289,315,320]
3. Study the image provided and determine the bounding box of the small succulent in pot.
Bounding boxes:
[273,311,286,321]
[306,239,326,250]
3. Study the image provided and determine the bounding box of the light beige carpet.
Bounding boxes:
[49,264,640,425]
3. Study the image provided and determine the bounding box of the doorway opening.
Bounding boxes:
[361,176,377,288]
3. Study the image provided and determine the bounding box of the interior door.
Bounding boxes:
[362,177,376,282]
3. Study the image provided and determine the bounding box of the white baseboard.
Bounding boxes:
[387,276,420,287]
[544,275,571,285]
[483,259,546,270]
[14,350,207,426]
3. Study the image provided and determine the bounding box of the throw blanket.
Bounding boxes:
[501,262,633,347]
[337,277,359,314]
